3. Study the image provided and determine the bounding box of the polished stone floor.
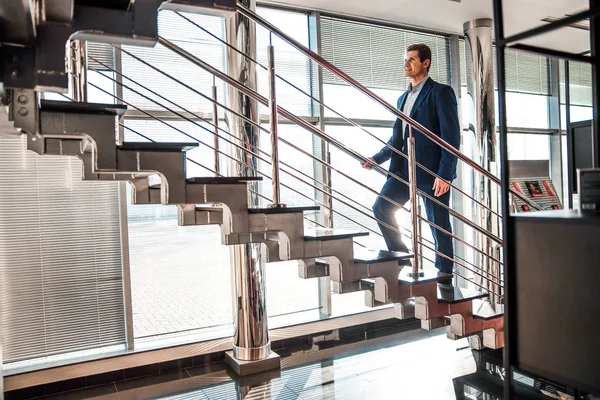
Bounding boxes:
[36,328,477,400]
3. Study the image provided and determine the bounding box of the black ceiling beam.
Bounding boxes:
[499,8,599,46]
[509,43,594,63]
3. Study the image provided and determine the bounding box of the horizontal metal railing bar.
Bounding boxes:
[157,36,504,246]
[283,165,412,238]
[96,84,398,243]
[176,13,503,221]
[508,43,594,64]
[498,8,599,46]
[235,3,542,212]
[417,214,504,267]
[418,239,503,288]
[91,68,273,167]
[114,44,272,136]
[92,58,413,240]
[420,253,501,296]
[417,188,503,244]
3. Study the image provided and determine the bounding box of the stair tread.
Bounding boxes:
[398,266,452,285]
[41,100,127,117]
[248,205,319,214]
[456,371,549,400]
[187,176,262,184]
[353,248,413,264]
[119,142,199,152]
[437,285,488,304]
[304,228,369,241]
[472,299,504,320]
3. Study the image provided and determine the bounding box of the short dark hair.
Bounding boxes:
[407,44,432,72]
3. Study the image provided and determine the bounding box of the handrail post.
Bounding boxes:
[212,77,220,176]
[408,127,423,278]
[68,40,87,102]
[267,43,285,208]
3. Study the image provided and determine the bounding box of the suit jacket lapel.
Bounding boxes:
[397,92,408,113]
[409,78,434,118]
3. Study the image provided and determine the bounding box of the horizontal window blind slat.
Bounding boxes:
[320,16,450,91]
[0,136,125,363]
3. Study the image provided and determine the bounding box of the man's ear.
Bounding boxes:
[423,59,431,71]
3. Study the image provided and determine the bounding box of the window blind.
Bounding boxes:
[120,11,226,114]
[319,16,450,91]
[87,42,115,71]
[0,136,125,363]
[460,39,550,95]
[256,8,316,117]
[559,61,592,107]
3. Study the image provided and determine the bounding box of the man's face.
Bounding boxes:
[404,50,429,78]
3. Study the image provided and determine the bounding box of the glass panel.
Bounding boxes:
[506,134,550,160]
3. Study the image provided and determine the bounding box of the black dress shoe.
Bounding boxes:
[437,271,453,285]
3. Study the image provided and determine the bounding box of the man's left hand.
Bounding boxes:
[432,178,451,197]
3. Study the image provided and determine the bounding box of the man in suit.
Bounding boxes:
[361,43,460,275]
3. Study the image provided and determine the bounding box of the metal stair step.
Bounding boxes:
[353,248,413,264]
[40,100,127,117]
[472,299,504,320]
[248,205,319,214]
[303,228,369,241]
[186,176,262,184]
[119,142,199,152]
[437,285,488,304]
[398,266,452,285]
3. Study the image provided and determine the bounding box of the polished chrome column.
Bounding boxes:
[68,40,87,102]
[225,0,272,363]
[231,243,270,360]
[464,19,501,299]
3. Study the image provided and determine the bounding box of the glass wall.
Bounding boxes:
[1,3,579,373]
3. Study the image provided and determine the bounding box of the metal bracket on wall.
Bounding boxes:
[11,89,38,135]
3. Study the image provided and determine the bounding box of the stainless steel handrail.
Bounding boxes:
[173,10,503,220]
[91,71,413,241]
[156,36,505,245]
[109,37,509,282]
[235,2,542,212]
[112,82,503,289]
[91,59,414,239]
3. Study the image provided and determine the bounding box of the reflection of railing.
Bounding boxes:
[80,8,517,298]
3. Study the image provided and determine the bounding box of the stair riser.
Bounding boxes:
[297,259,329,279]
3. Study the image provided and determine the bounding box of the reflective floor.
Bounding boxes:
[35,328,477,400]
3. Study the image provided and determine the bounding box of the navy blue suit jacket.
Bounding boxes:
[372,78,460,188]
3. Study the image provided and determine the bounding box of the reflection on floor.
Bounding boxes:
[33,329,477,400]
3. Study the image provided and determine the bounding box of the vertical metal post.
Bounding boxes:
[417,203,423,270]
[565,61,573,209]
[68,40,87,102]
[408,127,422,278]
[491,0,515,397]
[113,43,134,350]
[449,34,468,288]
[225,0,274,367]
[114,44,125,144]
[548,59,564,202]
[118,182,135,350]
[590,0,600,170]
[212,77,220,176]
[310,11,332,317]
[267,42,285,208]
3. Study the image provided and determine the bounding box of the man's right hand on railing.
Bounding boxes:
[361,157,376,170]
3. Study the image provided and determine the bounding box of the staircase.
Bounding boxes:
[0,0,536,371]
